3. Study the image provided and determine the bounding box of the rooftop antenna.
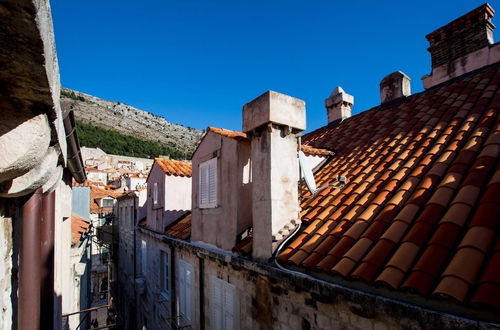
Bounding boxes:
[299,150,317,194]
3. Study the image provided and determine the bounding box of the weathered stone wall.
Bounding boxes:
[137,229,174,329]
[116,196,137,330]
[0,200,14,330]
[156,237,497,330]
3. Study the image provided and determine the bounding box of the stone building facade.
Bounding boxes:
[127,4,500,330]
[0,0,88,329]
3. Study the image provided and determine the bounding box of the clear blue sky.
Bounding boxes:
[51,1,499,132]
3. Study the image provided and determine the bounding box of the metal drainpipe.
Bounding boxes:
[133,197,137,329]
[170,246,177,326]
[19,188,43,330]
[40,190,56,329]
[198,256,205,330]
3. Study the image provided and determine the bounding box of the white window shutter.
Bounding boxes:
[211,277,223,330]
[223,282,235,330]
[199,163,208,206]
[208,160,217,205]
[199,158,217,208]
[179,261,186,317]
[185,265,193,321]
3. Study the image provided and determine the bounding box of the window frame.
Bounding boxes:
[178,259,193,322]
[160,250,170,299]
[198,157,218,209]
[141,239,147,275]
[153,182,158,205]
[211,276,239,330]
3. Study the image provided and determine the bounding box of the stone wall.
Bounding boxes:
[0,200,14,330]
[148,235,497,330]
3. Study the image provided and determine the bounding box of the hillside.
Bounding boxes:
[60,88,203,158]
[76,121,188,160]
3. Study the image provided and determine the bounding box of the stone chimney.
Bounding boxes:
[242,91,305,260]
[422,4,500,89]
[380,71,411,104]
[325,86,353,123]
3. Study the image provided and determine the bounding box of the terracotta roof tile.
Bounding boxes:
[208,126,333,157]
[90,186,123,213]
[71,213,91,245]
[232,64,500,313]
[154,158,192,177]
[164,212,192,240]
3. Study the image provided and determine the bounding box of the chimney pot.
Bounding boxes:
[325,86,353,123]
[242,90,306,133]
[426,4,495,68]
[380,71,411,104]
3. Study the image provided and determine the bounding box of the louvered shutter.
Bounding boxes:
[199,163,208,206]
[179,261,186,317]
[223,282,235,330]
[185,264,193,321]
[211,277,223,330]
[208,159,217,205]
[199,158,217,208]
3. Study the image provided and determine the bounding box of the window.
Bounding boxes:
[102,198,114,208]
[141,240,147,275]
[153,182,158,205]
[130,206,134,230]
[211,277,238,330]
[199,158,217,208]
[160,251,170,298]
[178,260,193,322]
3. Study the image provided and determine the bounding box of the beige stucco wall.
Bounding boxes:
[191,132,251,250]
[251,127,301,260]
[165,175,191,221]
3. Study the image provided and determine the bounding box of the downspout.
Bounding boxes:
[170,246,177,326]
[133,196,137,329]
[19,188,43,330]
[40,190,56,329]
[198,256,205,330]
[62,109,86,183]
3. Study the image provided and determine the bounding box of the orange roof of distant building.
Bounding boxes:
[234,64,500,312]
[72,180,106,187]
[90,186,123,213]
[85,167,103,172]
[165,212,192,240]
[154,158,192,177]
[71,214,91,245]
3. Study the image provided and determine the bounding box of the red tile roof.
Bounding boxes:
[71,214,91,245]
[208,126,248,140]
[207,126,333,157]
[301,144,334,157]
[154,158,192,177]
[234,64,500,312]
[164,212,192,240]
[90,186,123,213]
[72,180,106,187]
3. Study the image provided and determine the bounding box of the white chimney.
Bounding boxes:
[242,91,305,260]
[325,86,353,123]
[380,71,411,104]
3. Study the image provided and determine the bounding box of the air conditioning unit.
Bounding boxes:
[135,277,146,295]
